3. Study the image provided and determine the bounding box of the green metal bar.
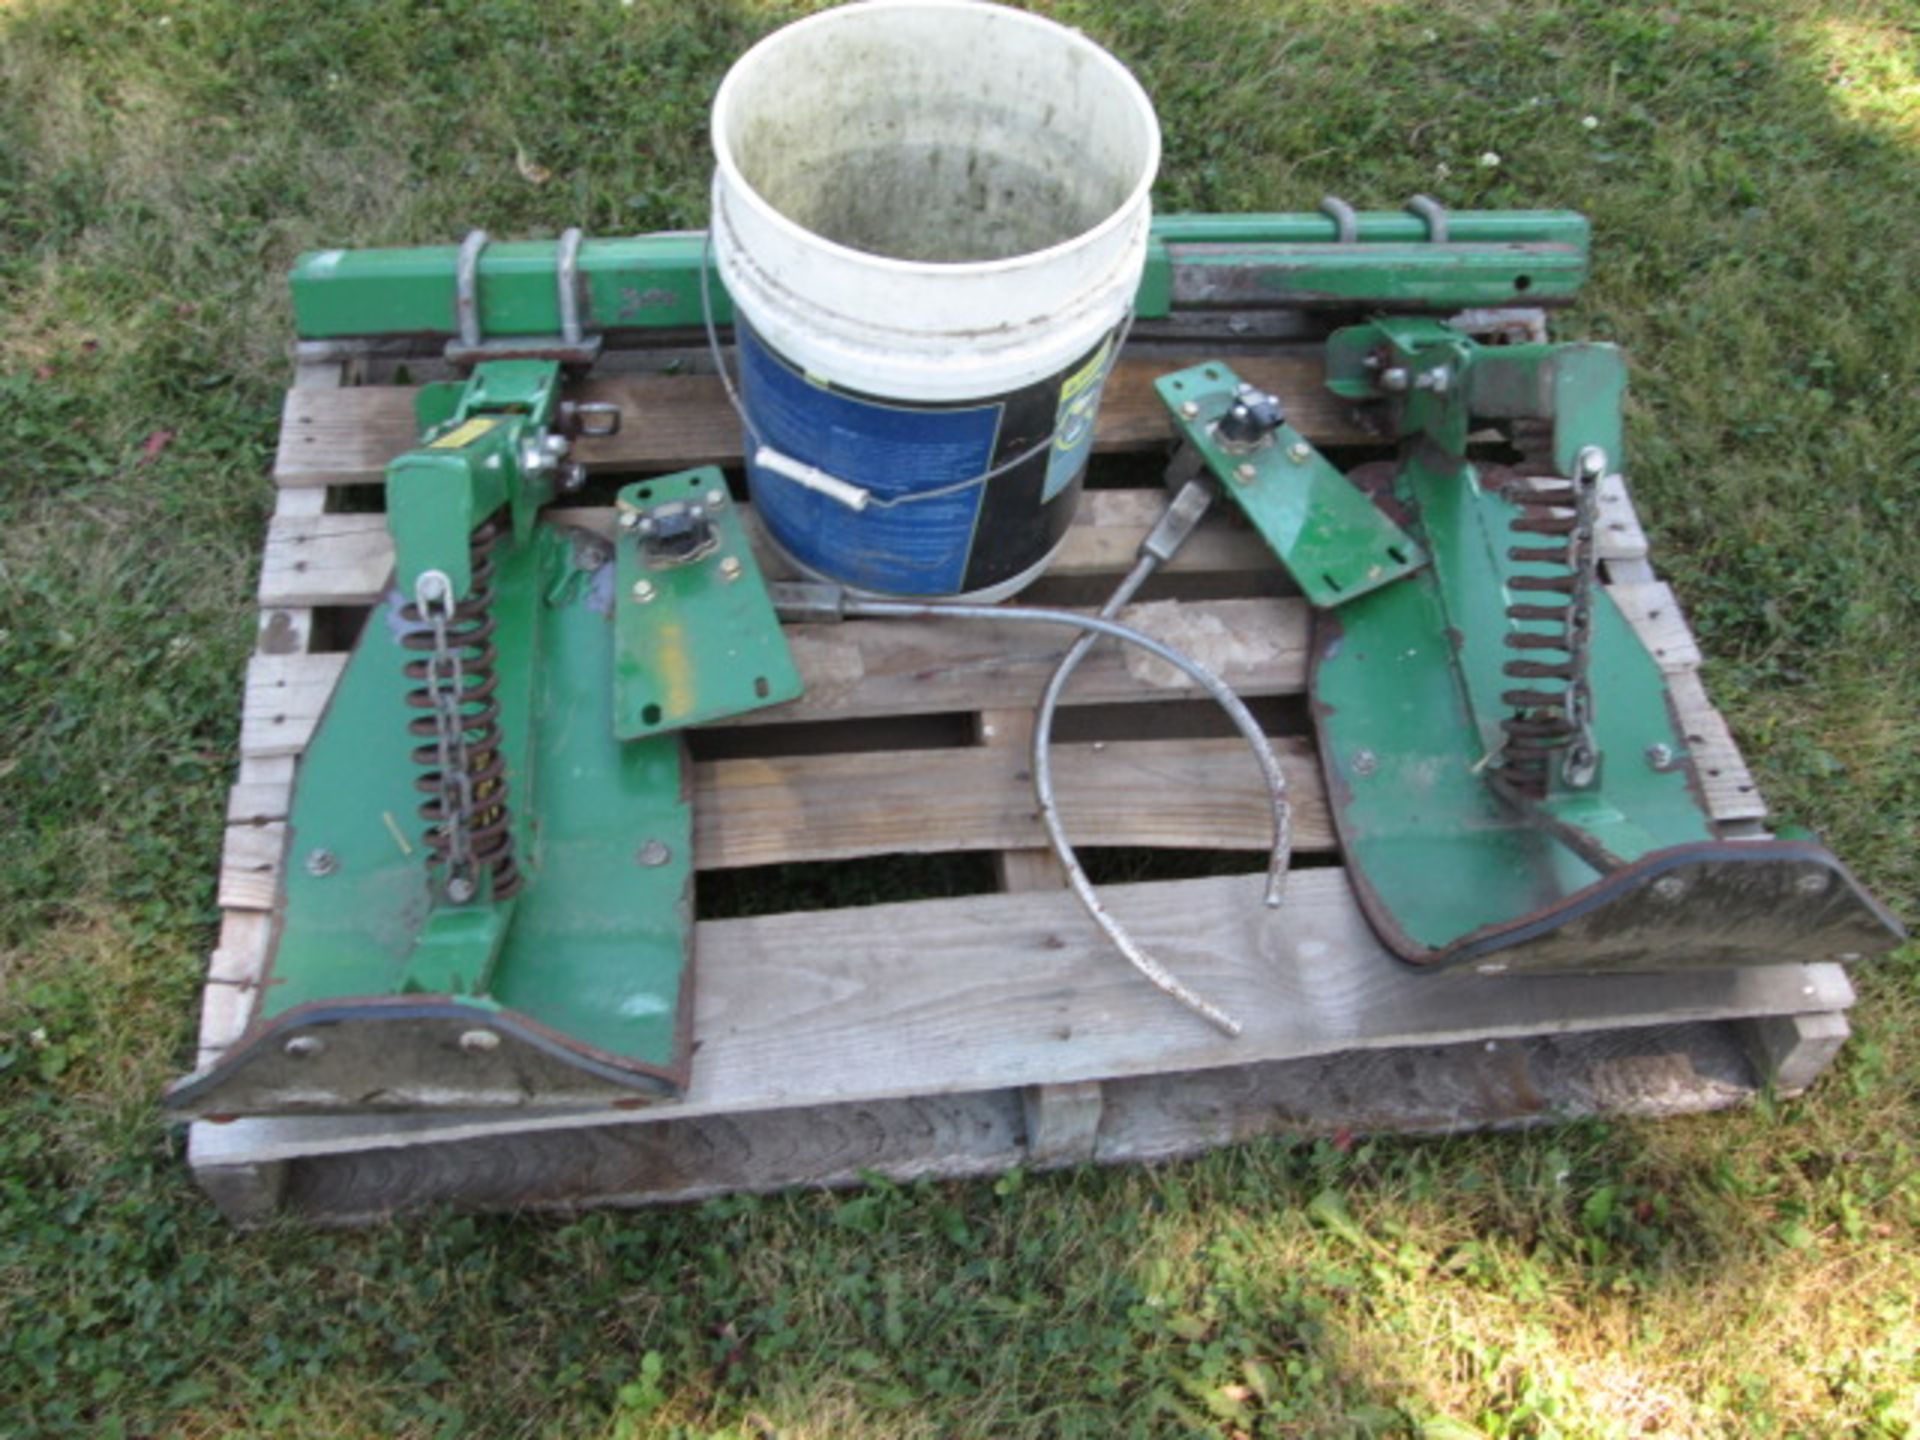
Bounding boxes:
[289,211,1591,340]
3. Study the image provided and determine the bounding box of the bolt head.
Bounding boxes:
[1233,462,1256,484]
[1652,875,1687,902]
[284,1034,325,1060]
[1379,366,1410,393]
[632,579,656,603]
[458,1028,501,1054]
[636,839,672,867]
[446,875,477,904]
[1795,870,1831,895]
[1351,748,1379,777]
[1287,442,1311,464]
[1645,743,1673,769]
[719,556,743,582]
[706,487,727,509]
[1179,401,1200,419]
[304,848,338,878]
[619,510,640,530]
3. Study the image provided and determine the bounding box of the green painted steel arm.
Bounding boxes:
[289,211,1591,341]
[384,360,567,601]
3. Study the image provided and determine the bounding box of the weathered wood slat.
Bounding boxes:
[217,823,286,911]
[697,737,1325,868]
[1596,471,1649,562]
[257,491,1278,608]
[216,738,1327,867]
[187,869,1853,1168]
[273,351,1375,488]
[765,597,1308,725]
[239,653,349,758]
[1667,668,1768,824]
[245,598,1308,739]
[1608,580,1704,673]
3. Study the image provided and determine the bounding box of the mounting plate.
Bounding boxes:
[612,467,803,738]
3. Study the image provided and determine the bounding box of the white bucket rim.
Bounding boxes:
[710,0,1161,279]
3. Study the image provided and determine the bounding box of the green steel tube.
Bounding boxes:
[289,211,1590,341]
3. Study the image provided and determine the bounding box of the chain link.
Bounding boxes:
[1559,447,1607,788]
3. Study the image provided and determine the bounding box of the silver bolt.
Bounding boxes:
[446,875,477,904]
[1352,749,1378,777]
[719,556,743,582]
[706,488,728,509]
[1379,366,1410,393]
[284,1034,325,1060]
[1233,463,1256,484]
[632,579,656,603]
[1645,743,1673,769]
[619,510,640,530]
[304,848,338,878]
[1287,442,1311,464]
[1795,871,1831,895]
[459,1028,501,1054]
[636,839,672,867]
[1652,875,1688,902]
[1179,401,1200,420]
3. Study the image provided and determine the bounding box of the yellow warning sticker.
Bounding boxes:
[428,417,503,450]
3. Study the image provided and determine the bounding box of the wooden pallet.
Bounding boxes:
[184,342,1854,1226]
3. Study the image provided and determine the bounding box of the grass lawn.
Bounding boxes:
[3,0,1918,1435]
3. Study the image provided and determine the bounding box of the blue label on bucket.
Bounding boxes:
[739,325,1003,594]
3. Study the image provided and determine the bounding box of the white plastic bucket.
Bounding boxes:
[711,0,1160,598]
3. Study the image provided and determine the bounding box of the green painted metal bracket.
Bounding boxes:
[163,525,701,1116]
[1326,318,1626,474]
[289,211,1590,341]
[1154,361,1424,608]
[385,360,565,601]
[612,468,803,738]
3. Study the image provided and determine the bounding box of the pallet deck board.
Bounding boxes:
[188,868,1851,1169]
[272,351,1375,487]
[180,331,1858,1225]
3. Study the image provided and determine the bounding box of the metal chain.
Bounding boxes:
[1560,447,1607,788]
[415,570,479,901]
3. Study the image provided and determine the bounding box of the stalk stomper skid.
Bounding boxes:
[168,208,1902,1123]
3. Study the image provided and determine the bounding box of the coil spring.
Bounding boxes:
[398,522,523,900]
[1499,479,1587,798]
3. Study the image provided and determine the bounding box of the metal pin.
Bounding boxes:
[706,488,728,509]
[719,556,743,582]
[632,579,656,602]
[1287,442,1311,464]
[1179,401,1200,419]
[1234,463,1256,484]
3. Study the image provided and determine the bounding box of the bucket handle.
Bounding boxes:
[699,229,1131,513]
